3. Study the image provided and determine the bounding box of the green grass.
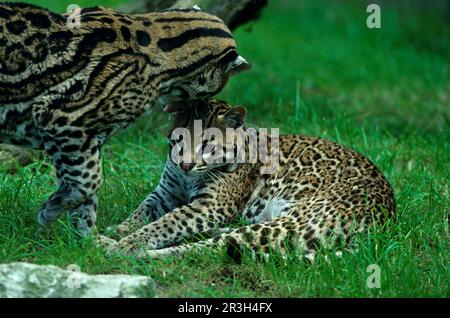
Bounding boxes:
[1,0,449,297]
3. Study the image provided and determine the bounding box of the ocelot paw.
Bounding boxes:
[141,249,164,260]
[116,223,131,235]
[105,222,131,239]
[115,235,156,256]
[37,209,53,227]
[70,217,97,237]
[94,234,119,256]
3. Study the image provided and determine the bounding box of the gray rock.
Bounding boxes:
[0,262,155,298]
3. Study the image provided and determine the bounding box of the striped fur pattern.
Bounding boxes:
[98,100,396,261]
[0,3,249,234]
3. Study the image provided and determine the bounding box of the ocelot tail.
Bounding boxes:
[97,99,396,261]
[0,3,250,234]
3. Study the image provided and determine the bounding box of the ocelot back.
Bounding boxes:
[0,3,249,234]
[98,100,396,261]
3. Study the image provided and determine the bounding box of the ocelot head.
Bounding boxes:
[168,99,247,175]
[150,9,251,107]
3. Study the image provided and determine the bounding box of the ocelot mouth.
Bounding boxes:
[159,85,192,107]
[158,94,181,106]
[163,103,183,113]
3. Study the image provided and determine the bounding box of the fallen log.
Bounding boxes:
[119,0,268,30]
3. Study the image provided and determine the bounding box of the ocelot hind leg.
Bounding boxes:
[37,134,103,235]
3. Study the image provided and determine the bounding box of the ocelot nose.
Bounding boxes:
[181,162,195,172]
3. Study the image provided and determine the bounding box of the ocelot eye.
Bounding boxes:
[203,145,216,155]
[170,86,189,98]
[198,76,207,86]
[201,135,215,145]
[168,134,183,143]
[202,140,214,152]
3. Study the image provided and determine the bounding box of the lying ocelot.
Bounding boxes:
[0,3,249,234]
[97,99,396,260]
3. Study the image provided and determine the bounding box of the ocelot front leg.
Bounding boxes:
[106,180,250,255]
[97,168,255,255]
[114,187,181,236]
[113,201,234,255]
[114,187,175,235]
[37,132,102,235]
[114,163,188,236]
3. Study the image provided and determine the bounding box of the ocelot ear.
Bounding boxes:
[224,106,247,128]
[225,55,251,76]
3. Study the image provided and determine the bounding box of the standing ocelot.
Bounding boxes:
[0,3,250,234]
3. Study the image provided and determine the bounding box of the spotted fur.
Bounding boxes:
[0,3,249,234]
[99,100,396,260]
